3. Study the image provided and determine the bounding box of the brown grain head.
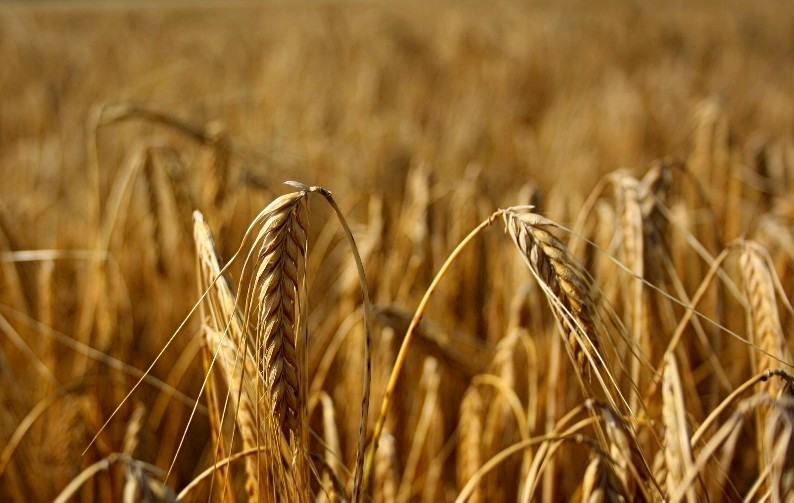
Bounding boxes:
[194,210,264,500]
[457,386,484,503]
[581,453,628,503]
[252,191,309,449]
[503,209,601,376]
[740,241,792,395]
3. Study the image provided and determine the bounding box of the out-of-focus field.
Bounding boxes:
[0,1,793,501]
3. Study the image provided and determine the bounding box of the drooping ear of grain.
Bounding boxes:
[581,453,627,503]
[502,210,600,376]
[596,403,655,501]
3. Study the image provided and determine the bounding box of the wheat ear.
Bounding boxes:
[251,191,308,447]
[613,173,647,414]
[740,242,792,391]
[590,402,657,500]
[194,210,263,500]
[739,241,793,490]
[662,352,695,502]
[581,453,627,503]
[458,387,484,503]
[502,209,600,376]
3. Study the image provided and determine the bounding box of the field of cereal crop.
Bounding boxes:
[1,1,793,500]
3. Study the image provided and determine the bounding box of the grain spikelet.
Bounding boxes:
[662,353,695,502]
[614,172,647,413]
[318,392,343,502]
[120,405,174,503]
[252,190,308,450]
[691,97,730,192]
[194,211,262,500]
[458,387,484,503]
[594,403,655,500]
[248,189,315,502]
[142,148,189,276]
[503,209,600,375]
[764,404,794,503]
[614,173,645,328]
[194,211,243,336]
[740,242,792,393]
[581,454,627,503]
[482,335,519,501]
[203,326,263,499]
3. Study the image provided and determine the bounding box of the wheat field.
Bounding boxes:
[1,0,793,501]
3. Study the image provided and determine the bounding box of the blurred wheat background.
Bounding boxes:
[0,0,793,501]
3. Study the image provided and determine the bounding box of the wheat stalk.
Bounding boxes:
[375,432,399,503]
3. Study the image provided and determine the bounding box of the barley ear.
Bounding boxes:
[458,387,484,503]
[251,190,309,469]
[740,242,792,392]
[662,352,695,502]
[194,210,263,500]
[581,453,627,503]
[502,209,600,377]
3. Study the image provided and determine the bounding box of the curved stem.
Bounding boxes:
[361,210,504,497]
[315,188,373,503]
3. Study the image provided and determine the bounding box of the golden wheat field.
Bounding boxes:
[1,0,794,501]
